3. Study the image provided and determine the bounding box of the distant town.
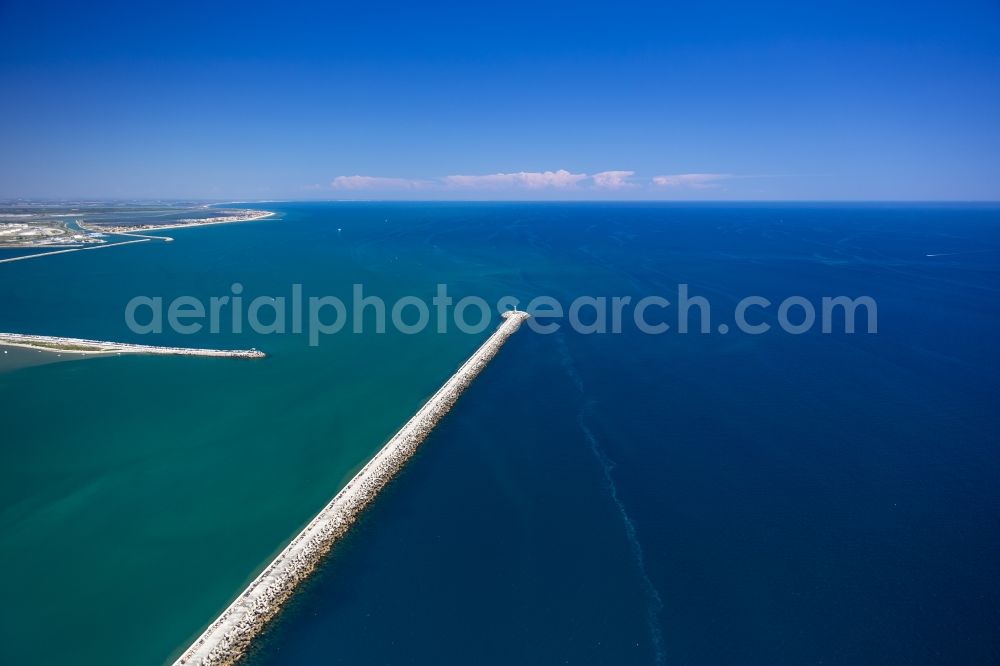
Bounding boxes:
[0,204,274,248]
[0,218,103,247]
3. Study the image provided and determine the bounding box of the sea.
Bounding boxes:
[1,203,998,665]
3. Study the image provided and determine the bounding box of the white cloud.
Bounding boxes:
[652,173,731,189]
[330,175,431,190]
[443,169,588,189]
[592,170,636,189]
[328,169,658,194]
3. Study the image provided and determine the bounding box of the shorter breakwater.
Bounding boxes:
[0,333,265,359]
[174,310,530,666]
[0,238,156,264]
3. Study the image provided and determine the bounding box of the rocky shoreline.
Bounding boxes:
[174,311,530,665]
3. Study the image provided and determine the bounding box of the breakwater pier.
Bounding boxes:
[0,333,265,358]
[174,310,530,666]
[0,237,159,264]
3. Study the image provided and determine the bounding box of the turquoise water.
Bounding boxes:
[2,203,999,664]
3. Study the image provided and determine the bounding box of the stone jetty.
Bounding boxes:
[174,310,530,666]
[0,332,265,358]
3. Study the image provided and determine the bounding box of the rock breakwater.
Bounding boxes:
[174,311,530,665]
[0,333,265,358]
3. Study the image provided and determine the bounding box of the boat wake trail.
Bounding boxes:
[555,334,666,666]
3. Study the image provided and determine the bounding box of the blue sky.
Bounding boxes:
[1,0,998,200]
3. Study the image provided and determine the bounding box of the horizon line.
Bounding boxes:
[4,198,1000,205]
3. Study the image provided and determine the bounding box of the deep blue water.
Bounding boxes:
[241,203,1000,665]
[2,203,998,665]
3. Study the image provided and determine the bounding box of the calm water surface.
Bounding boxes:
[1,203,998,664]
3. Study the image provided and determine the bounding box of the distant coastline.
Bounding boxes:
[0,208,275,264]
[81,209,274,234]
